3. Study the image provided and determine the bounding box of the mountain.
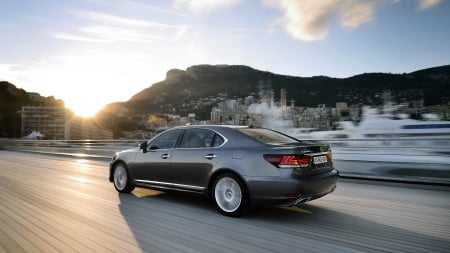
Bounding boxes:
[0,81,64,138]
[2,64,449,138]
[100,64,450,120]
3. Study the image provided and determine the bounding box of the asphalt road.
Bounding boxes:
[0,151,449,253]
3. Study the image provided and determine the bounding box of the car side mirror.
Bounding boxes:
[139,142,148,153]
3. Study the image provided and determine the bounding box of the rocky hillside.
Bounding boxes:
[100,64,450,119]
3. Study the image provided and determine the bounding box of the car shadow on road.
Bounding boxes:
[118,190,450,253]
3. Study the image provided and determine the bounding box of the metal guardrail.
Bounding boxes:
[0,139,143,158]
[1,137,449,185]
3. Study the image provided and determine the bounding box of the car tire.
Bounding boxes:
[113,162,135,193]
[212,173,249,217]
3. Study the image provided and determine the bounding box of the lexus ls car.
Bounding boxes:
[109,125,339,216]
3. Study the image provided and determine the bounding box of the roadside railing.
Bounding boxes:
[0,139,143,158]
[1,137,449,185]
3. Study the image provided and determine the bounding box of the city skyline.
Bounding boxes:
[1,0,449,117]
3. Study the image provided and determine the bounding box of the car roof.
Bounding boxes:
[170,125,250,131]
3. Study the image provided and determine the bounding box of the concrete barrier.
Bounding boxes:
[332,146,450,185]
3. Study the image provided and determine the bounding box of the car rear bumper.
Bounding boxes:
[245,169,339,207]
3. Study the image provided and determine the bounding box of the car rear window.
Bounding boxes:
[237,128,299,145]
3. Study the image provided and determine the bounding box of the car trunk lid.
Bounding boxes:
[265,143,334,176]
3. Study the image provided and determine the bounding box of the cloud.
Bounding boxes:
[263,0,380,42]
[52,11,189,43]
[264,0,444,41]
[339,1,378,29]
[172,0,242,14]
[417,0,441,10]
[91,0,183,16]
[0,64,21,83]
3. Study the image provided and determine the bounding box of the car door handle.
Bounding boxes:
[161,154,170,159]
[204,154,217,159]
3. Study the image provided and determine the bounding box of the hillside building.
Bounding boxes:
[21,106,112,140]
[21,106,66,139]
[210,107,221,123]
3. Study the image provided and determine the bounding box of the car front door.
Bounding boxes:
[132,129,184,185]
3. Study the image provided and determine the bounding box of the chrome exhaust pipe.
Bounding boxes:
[292,196,311,205]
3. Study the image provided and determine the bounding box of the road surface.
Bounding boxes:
[0,151,449,252]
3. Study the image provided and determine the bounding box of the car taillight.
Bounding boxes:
[264,154,311,168]
[327,152,333,161]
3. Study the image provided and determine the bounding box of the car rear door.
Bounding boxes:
[170,128,225,190]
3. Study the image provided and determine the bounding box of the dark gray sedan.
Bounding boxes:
[109,125,338,216]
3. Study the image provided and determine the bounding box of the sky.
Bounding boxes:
[1,0,449,117]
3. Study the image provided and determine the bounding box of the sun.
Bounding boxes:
[66,98,103,118]
[70,106,99,118]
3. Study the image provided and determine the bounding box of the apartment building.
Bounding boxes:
[21,106,112,140]
[21,106,66,139]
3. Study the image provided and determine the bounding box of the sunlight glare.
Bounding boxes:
[75,159,90,169]
[21,48,154,118]
[70,176,91,184]
[66,97,104,118]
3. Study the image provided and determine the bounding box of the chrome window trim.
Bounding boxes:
[176,127,229,149]
[135,179,205,191]
[203,127,229,148]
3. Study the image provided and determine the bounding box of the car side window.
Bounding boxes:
[211,134,225,147]
[149,129,183,150]
[180,129,216,148]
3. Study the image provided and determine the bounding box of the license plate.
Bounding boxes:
[313,155,327,164]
